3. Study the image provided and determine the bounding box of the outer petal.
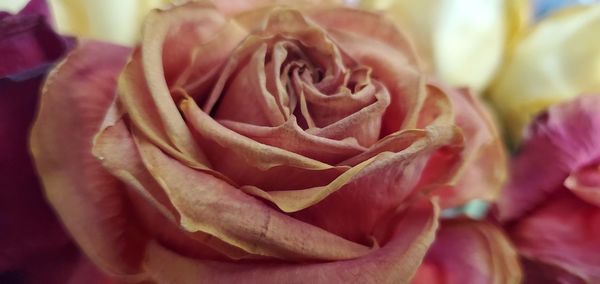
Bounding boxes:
[433,85,507,208]
[510,192,600,283]
[412,220,522,284]
[495,94,600,221]
[141,197,439,284]
[489,4,600,142]
[48,0,168,45]
[30,40,146,277]
[361,0,528,91]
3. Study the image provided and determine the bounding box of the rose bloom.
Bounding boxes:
[495,95,600,283]
[30,1,509,282]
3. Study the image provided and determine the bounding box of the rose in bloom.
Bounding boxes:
[495,95,600,283]
[0,0,109,282]
[31,1,507,282]
[359,0,529,92]
[489,4,600,142]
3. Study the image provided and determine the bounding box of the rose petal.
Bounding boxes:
[290,126,461,243]
[94,119,254,261]
[181,97,349,190]
[0,10,67,79]
[412,220,522,284]
[0,0,73,273]
[219,117,366,164]
[131,132,372,261]
[119,2,240,170]
[308,7,424,135]
[30,40,146,277]
[141,196,439,284]
[510,191,600,282]
[564,163,600,207]
[434,84,507,208]
[495,94,600,221]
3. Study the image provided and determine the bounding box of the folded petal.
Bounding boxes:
[496,94,600,221]
[30,40,146,277]
[437,85,507,208]
[489,4,600,142]
[142,197,439,284]
[412,220,522,284]
[308,7,425,134]
[129,130,372,261]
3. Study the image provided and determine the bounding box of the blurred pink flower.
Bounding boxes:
[495,94,600,283]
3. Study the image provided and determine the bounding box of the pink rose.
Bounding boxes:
[495,94,600,283]
[31,1,506,282]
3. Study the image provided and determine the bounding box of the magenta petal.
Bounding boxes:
[0,8,68,79]
[0,0,72,273]
[495,94,600,221]
[510,192,600,282]
[18,0,51,20]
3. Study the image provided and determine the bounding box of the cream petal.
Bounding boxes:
[489,4,600,142]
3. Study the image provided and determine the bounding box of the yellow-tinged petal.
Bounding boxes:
[489,4,600,143]
[48,0,168,45]
[361,0,529,92]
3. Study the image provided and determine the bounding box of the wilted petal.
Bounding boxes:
[308,7,424,134]
[489,4,600,142]
[412,220,522,284]
[142,197,439,284]
[219,118,366,164]
[290,126,460,243]
[132,132,372,261]
[30,40,146,277]
[496,94,600,221]
[436,85,507,208]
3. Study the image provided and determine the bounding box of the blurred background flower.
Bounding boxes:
[360,0,529,93]
[48,0,168,45]
[0,0,168,45]
[489,3,600,143]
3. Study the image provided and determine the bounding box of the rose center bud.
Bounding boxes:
[197,11,391,154]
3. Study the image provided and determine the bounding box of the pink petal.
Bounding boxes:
[308,7,424,135]
[0,1,71,272]
[510,191,600,282]
[496,94,600,221]
[30,40,146,276]
[132,132,372,261]
[412,220,522,284]
[142,197,439,284]
[438,85,507,208]
[564,163,600,207]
